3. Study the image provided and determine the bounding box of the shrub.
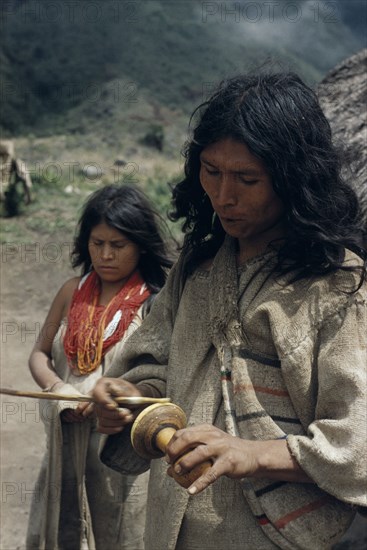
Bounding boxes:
[139,124,164,152]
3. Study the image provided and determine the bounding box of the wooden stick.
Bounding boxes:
[0,387,171,406]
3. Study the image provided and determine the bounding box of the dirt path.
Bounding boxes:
[1,237,74,549]
[1,236,366,549]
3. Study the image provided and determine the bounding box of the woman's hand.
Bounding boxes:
[92,377,143,434]
[75,400,95,418]
[60,408,86,423]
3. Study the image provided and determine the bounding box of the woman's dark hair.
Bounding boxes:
[72,184,173,293]
[170,71,366,288]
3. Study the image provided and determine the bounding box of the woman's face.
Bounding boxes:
[88,222,141,285]
[199,138,285,256]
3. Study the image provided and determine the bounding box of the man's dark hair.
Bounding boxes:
[72,184,173,292]
[170,72,366,287]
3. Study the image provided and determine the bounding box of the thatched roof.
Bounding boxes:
[318,48,367,227]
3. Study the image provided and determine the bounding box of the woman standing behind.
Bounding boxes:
[26,184,173,550]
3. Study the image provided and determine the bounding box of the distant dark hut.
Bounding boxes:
[318,48,367,230]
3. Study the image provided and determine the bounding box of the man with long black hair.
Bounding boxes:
[93,72,366,550]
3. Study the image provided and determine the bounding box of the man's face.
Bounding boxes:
[200,138,285,252]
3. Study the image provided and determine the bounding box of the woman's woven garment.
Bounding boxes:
[26,305,150,550]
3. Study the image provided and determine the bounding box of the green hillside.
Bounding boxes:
[1,0,364,138]
[0,0,365,246]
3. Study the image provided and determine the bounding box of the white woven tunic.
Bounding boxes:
[26,305,149,550]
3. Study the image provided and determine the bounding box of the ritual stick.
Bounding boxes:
[0,387,171,407]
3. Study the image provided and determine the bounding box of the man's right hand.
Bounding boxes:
[92,377,142,434]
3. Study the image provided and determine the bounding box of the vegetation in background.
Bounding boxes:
[1,0,364,138]
[139,124,165,152]
[1,0,365,248]
[1,150,183,248]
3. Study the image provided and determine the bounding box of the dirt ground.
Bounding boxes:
[1,236,366,549]
[0,237,74,550]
